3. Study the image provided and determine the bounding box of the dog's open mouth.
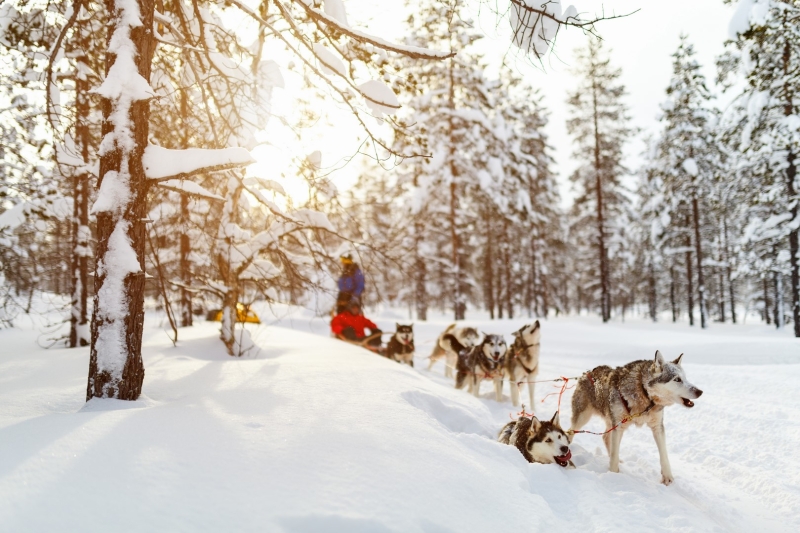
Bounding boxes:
[554,450,572,467]
[681,397,695,408]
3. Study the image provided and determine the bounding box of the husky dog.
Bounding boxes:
[498,411,574,467]
[569,350,703,485]
[385,324,415,366]
[446,333,507,401]
[427,324,480,377]
[504,321,541,407]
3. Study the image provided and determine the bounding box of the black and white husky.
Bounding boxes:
[385,324,415,366]
[504,321,540,407]
[445,333,507,401]
[427,323,480,378]
[499,411,574,467]
[569,350,703,485]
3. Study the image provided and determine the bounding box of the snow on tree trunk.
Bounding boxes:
[87,0,155,401]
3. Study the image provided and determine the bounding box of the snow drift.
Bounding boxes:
[0,310,798,532]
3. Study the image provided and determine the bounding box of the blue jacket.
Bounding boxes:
[338,267,364,296]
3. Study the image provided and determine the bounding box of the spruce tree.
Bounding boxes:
[566,39,632,322]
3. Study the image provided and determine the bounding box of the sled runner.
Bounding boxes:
[335,331,384,354]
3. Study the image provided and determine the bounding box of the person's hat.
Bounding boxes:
[340,253,353,263]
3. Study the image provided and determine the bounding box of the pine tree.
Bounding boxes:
[647,36,721,328]
[722,0,800,335]
[566,39,632,322]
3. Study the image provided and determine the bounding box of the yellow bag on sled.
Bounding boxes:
[206,303,261,324]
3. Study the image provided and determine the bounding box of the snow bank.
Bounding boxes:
[1,312,798,532]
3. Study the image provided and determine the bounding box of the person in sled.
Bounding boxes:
[331,300,382,351]
[336,253,365,314]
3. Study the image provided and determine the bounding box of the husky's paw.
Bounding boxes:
[661,473,674,486]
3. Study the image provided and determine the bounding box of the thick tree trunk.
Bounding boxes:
[87,0,155,400]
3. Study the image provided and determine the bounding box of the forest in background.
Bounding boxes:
[1,1,799,399]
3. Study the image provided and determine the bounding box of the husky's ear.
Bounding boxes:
[654,350,665,369]
[530,417,542,434]
[396,322,400,329]
[533,320,540,329]
[672,353,684,366]
[550,411,560,426]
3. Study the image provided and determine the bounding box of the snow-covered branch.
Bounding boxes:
[142,146,255,182]
[289,0,455,60]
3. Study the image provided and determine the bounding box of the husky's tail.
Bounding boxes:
[441,333,465,354]
[498,421,516,444]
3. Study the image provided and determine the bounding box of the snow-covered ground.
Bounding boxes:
[1,305,798,532]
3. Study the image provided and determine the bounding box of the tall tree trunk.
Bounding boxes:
[87,0,155,400]
[718,269,726,322]
[648,262,657,322]
[591,77,610,322]
[691,192,707,328]
[670,264,677,323]
[218,180,243,355]
[786,152,800,336]
[178,89,192,327]
[69,37,91,348]
[484,214,495,319]
[685,248,695,326]
[411,172,427,321]
[775,270,784,329]
[763,275,772,325]
[723,214,737,324]
[783,31,800,336]
[447,52,464,321]
[179,193,193,327]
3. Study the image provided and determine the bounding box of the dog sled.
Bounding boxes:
[334,331,385,355]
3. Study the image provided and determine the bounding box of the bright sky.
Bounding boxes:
[249,1,738,208]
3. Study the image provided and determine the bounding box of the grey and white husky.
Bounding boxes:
[499,411,574,467]
[446,333,507,401]
[569,350,703,485]
[504,321,541,407]
[427,323,480,378]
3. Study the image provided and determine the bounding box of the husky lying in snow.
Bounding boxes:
[427,324,480,377]
[445,333,507,401]
[504,321,540,408]
[570,350,703,485]
[499,412,574,467]
[385,324,415,366]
